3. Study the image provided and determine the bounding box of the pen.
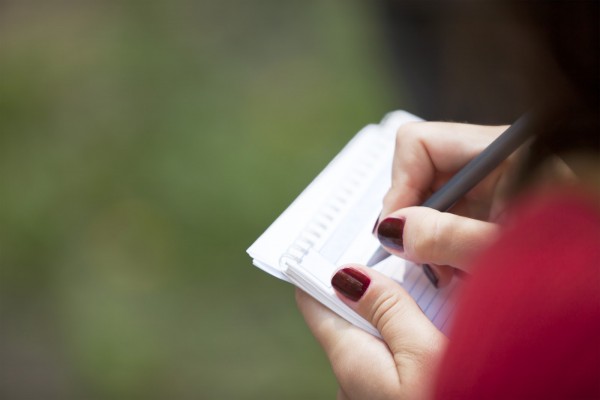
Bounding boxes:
[368,108,557,286]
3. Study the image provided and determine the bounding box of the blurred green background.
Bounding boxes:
[0,1,403,398]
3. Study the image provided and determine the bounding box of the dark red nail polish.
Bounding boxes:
[377,217,405,252]
[371,211,382,235]
[331,267,371,301]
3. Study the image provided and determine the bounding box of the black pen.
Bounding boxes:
[367,108,556,286]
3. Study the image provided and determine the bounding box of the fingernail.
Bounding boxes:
[371,212,381,235]
[331,267,371,301]
[377,217,405,252]
[422,264,439,288]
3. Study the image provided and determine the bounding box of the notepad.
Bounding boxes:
[247,111,461,337]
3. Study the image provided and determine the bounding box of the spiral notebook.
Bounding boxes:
[247,111,461,337]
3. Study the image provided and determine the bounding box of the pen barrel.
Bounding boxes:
[422,110,551,211]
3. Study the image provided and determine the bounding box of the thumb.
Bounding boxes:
[331,265,446,374]
[377,206,499,273]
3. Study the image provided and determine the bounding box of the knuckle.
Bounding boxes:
[395,122,424,149]
[408,211,444,263]
[382,186,400,208]
[369,290,406,334]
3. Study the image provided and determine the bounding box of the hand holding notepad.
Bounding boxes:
[247,111,461,337]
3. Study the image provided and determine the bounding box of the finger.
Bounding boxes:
[381,122,507,219]
[295,288,403,399]
[336,388,349,400]
[329,266,446,396]
[425,264,470,289]
[426,264,456,289]
[377,207,499,273]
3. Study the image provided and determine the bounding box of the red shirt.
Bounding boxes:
[434,188,600,399]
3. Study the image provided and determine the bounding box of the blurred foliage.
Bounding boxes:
[0,1,399,398]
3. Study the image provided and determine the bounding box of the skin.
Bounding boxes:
[381,122,510,285]
[296,122,513,399]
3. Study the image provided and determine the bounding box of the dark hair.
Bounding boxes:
[519,1,598,109]
[512,0,599,190]
[377,0,598,188]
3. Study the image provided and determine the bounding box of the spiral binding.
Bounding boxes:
[278,128,389,271]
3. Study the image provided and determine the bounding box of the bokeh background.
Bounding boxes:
[0,1,401,398]
[1,0,578,398]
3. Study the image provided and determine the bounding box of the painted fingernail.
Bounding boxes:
[377,217,405,252]
[422,264,439,288]
[371,210,382,235]
[331,267,371,301]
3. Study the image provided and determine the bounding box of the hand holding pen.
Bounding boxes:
[297,107,573,399]
[371,110,556,287]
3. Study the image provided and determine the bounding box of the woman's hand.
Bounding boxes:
[377,122,515,285]
[296,122,518,399]
[296,265,446,400]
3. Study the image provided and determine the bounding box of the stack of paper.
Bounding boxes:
[247,111,460,337]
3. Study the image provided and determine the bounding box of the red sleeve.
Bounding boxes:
[434,189,600,399]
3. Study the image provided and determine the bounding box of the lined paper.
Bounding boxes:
[248,110,460,336]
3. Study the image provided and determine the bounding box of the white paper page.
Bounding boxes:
[247,123,385,280]
[401,263,460,334]
[248,110,459,336]
[287,249,380,337]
